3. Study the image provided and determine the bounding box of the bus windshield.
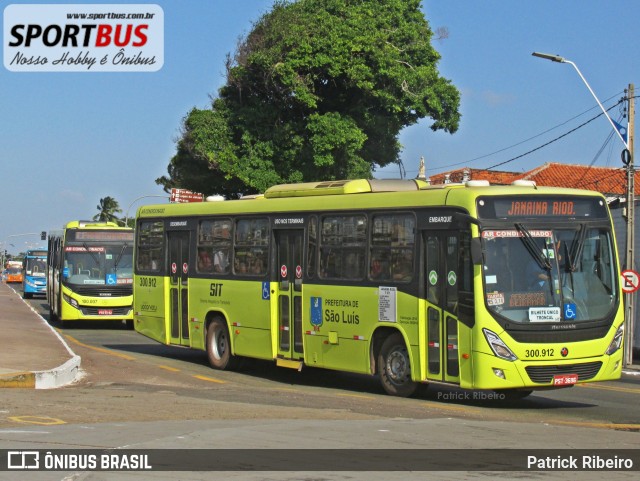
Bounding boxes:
[482,226,617,323]
[25,257,46,276]
[63,243,133,285]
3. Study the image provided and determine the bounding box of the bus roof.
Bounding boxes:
[136,180,607,219]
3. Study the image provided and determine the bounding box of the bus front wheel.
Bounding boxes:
[206,318,239,371]
[377,333,417,397]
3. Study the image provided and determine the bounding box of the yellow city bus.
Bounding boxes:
[47,220,134,325]
[133,179,624,397]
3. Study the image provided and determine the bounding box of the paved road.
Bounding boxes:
[1,284,639,480]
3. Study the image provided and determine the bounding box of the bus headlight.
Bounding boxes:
[483,328,517,361]
[605,324,624,355]
[63,293,79,309]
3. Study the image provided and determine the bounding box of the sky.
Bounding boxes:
[1,0,638,255]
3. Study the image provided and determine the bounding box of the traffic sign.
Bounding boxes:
[170,188,204,203]
[621,269,640,294]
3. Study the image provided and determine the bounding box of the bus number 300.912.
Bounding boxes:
[524,348,555,358]
[139,277,157,287]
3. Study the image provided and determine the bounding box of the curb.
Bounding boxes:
[0,355,81,388]
[0,287,82,389]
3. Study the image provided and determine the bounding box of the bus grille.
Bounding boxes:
[80,306,132,316]
[68,285,133,297]
[524,361,603,384]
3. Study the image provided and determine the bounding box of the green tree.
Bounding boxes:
[93,197,123,223]
[158,0,460,197]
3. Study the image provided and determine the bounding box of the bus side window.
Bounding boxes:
[370,213,415,283]
[319,215,366,280]
[234,218,269,277]
[137,220,164,273]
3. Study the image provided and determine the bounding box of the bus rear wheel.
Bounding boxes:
[377,333,417,397]
[206,318,239,370]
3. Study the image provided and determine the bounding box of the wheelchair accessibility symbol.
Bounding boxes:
[262,281,270,300]
[564,303,577,320]
[106,274,117,285]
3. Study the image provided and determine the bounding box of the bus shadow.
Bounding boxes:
[100,341,596,409]
[104,342,211,365]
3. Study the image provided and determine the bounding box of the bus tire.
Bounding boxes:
[377,333,417,397]
[206,318,239,371]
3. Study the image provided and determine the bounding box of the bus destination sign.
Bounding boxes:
[477,196,608,220]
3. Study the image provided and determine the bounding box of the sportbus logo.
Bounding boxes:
[3,4,163,72]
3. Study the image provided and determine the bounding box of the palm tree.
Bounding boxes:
[93,196,123,223]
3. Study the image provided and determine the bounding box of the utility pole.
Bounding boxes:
[624,83,635,367]
[532,52,636,366]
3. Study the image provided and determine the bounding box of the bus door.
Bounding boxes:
[168,231,190,346]
[424,232,461,383]
[274,229,304,363]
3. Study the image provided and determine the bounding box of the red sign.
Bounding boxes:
[170,188,204,203]
[183,262,188,274]
[295,265,302,279]
[281,265,287,278]
[171,262,177,274]
[621,269,640,294]
[98,309,113,315]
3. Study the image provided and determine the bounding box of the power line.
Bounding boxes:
[484,97,627,171]
[390,94,638,179]
[457,92,625,167]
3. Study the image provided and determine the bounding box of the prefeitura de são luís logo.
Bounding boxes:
[3,4,163,72]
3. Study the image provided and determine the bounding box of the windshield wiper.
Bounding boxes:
[83,243,101,268]
[114,243,128,271]
[566,224,587,272]
[515,223,551,271]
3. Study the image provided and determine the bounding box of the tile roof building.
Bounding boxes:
[428,162,636,199]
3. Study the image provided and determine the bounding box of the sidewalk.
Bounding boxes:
[0,282,80,388]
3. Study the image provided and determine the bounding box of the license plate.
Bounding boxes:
[98,309,113,315]
[553,374,578,386]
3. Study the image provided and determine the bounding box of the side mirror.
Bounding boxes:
[471,238,483,265]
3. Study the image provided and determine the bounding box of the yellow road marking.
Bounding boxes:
[336,393,376,400]
[63,335,136,360]
[0,372,35,388]
[422,401,477,413]
[577,383,640,394]
[9,416,66,425]
[552,420,640,430]
[158,365,180,372]
[193,375,226,384]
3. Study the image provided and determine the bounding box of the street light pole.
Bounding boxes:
[123,195,169,226]
[533,52,635,367]
[532,52,629,150]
